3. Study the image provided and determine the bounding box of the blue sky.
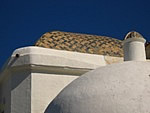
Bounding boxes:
[0,0,150,68]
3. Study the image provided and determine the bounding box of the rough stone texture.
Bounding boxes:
[47,61,150,113]
[35,31,123,57]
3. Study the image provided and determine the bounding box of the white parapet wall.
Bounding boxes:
[0,46,123,113]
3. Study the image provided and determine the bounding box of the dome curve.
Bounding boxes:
[46,61,150,113]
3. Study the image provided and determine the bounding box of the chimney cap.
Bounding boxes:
[124,31,144,40]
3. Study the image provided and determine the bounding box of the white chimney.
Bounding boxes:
[123,31,146,61]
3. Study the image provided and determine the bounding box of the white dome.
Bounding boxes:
[46,61,150,113]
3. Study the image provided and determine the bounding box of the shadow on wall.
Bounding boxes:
[44,100,61,113]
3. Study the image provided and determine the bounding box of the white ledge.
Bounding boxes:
[0,46,124,82]
[9,46,107,69]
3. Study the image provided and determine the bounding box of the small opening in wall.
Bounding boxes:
[15,54,20,58]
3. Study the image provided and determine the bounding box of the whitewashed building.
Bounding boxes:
[0,31,149,113]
